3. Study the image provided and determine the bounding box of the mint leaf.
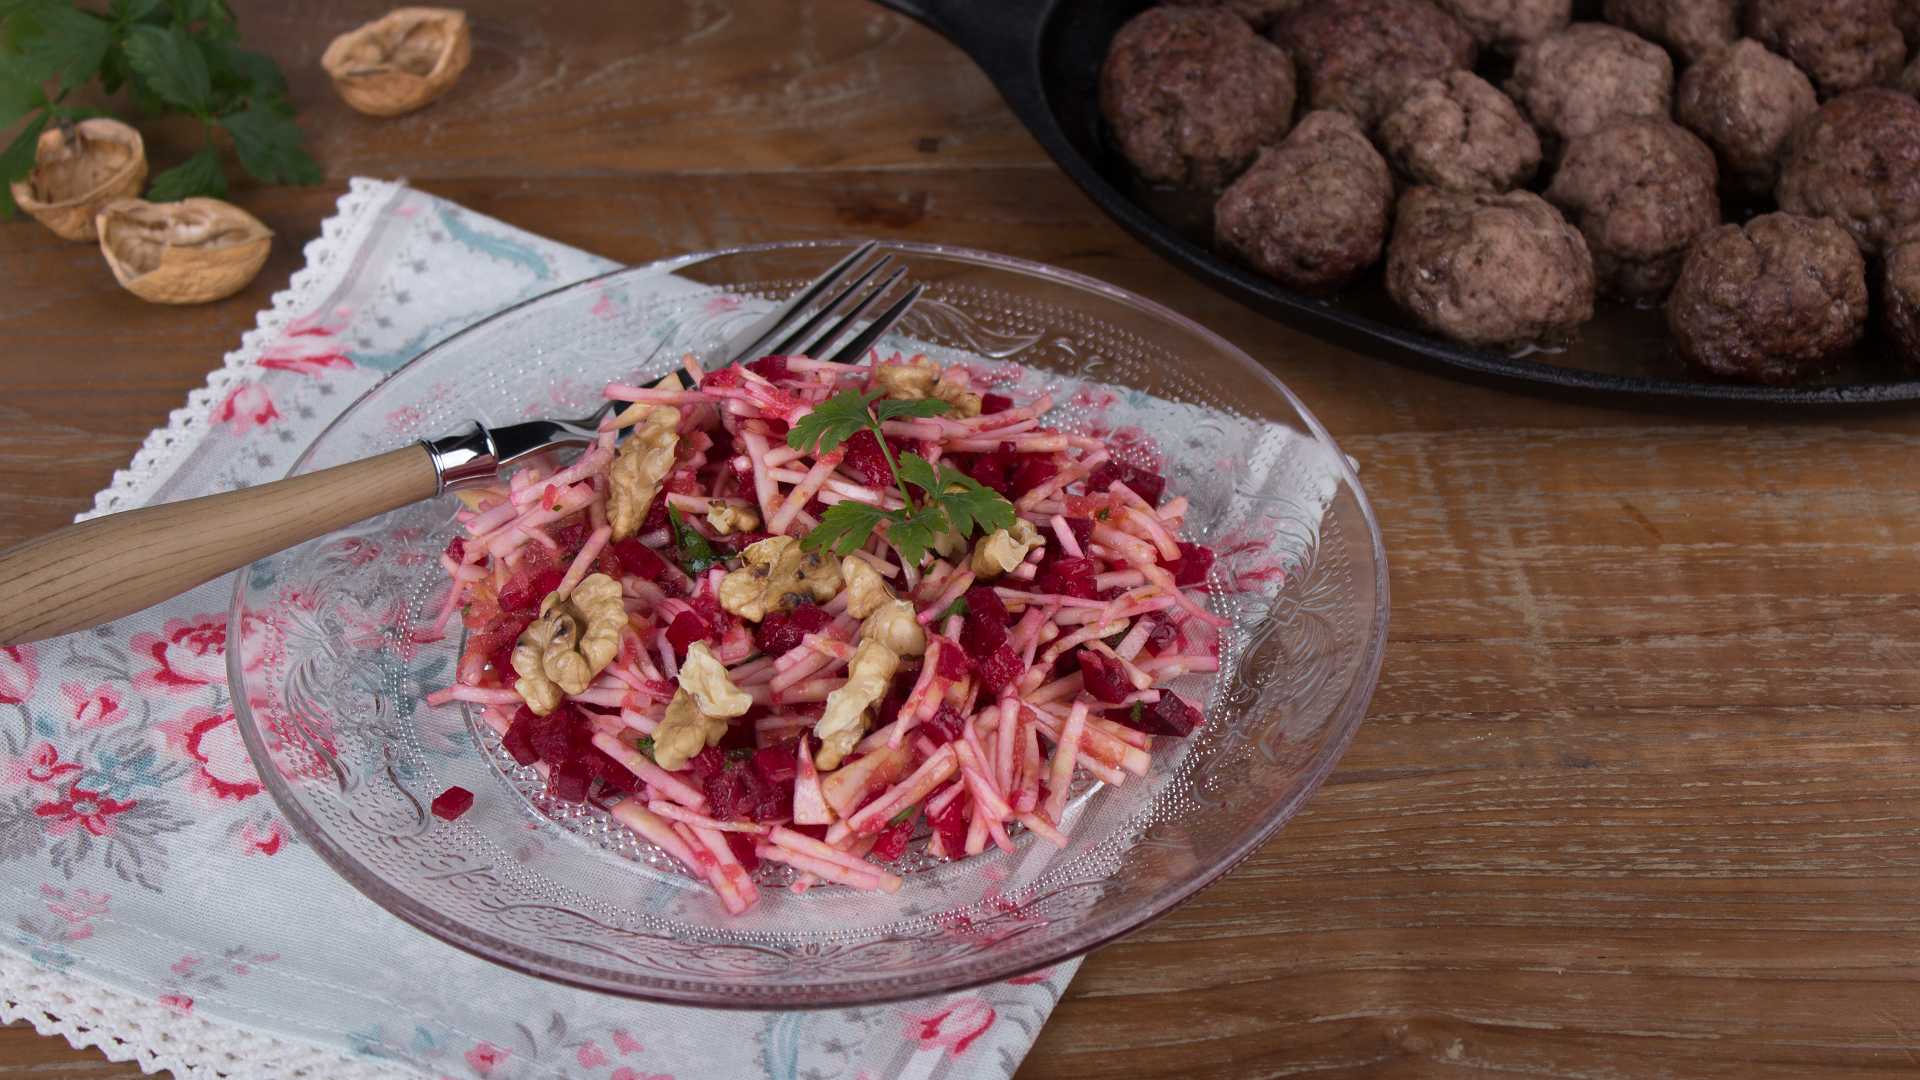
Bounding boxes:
[219,102,318,184]
[786,389,881,455]
[10,4,113,93]
[666,505,731,577]
[0,112,48,218]
[802,501,895,558]
[125,23,210,111]
[146,145,225,200]
[873,397,951,423]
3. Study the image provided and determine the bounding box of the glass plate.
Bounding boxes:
[230,241,1389,1007]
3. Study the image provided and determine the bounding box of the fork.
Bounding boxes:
[0,241,923,645]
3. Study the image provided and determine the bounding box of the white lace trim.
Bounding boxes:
[0,950,414,1080]
[81,177,405,521]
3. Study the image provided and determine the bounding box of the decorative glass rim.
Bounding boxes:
[230,239,1391,1007]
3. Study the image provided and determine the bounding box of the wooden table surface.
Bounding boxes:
[5,2,1920,1076]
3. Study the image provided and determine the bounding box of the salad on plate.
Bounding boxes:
[425,349,1225,913]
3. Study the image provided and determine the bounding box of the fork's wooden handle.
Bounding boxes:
[0,446,440,646]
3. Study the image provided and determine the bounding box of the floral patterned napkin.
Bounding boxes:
[0,178,1075,1080]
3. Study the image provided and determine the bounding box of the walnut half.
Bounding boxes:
[653,688,729,771]
[510,573,625,715]
[608,405,681,540]
[718,535,841,622]
[971,518,1043,578]
[873,355,982,417]
[813,638,899,770]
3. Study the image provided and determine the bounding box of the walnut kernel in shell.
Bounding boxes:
[95,198,272,305]
[10,119,147,242]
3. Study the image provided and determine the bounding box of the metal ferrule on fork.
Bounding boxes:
[423,422,500,492]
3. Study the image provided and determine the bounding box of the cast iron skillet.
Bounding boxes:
[873,0,1920,410]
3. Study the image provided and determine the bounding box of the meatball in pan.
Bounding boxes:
[1386,187,1596,347]
[1776,89,1920,256]
[1675,40,1818,200]
[1546,117,1721,301]
[1508,23,1674,146]
[1214,110,1394,290]
[1271,0,1476,129]
[1377,71,1541,194]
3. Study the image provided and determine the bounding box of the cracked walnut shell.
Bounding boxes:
[322,7,472,117]
[95,198,272,305]
[11,119,147,242]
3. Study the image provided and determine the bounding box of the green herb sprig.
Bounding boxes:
[1,0,318,216]
[786,390,1016,568]
[666,505,733,577]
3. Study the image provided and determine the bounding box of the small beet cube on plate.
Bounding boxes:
[430,786,474,821]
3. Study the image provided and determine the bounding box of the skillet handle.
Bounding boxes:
[870,0,1053,112]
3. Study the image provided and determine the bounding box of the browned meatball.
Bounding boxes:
[1746,0,1905,99]
[1546,118,1720,300]
[1675,40,1819,199]
[1270,0,1476,129]
[1214,111,1393,290]
[1776,89,1920,256]
[1902,53,1920,97]
[1385,187,1596,347]
[1899,1,1920,48]
[1100,7,1298,190]
[1601,0,1738,64]
[1667,214,1868,383]
[1883,223,1920,371]
[1508,23,1674,145]
[1376,71,1541,193]
[1161,0,1307,30]
[1431,0,1571,53]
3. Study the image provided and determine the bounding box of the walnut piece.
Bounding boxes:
[653,688,729,771]
[706,503,760,535]
[861,598,927,657]
[509,573,624,714]
[321,7,471,117]
[11,119,146,242]
[607,405,680,540]
[971,518,1043,578]
[95,198,272,305]
[718,535,842,622]
[813,639,900,770]
[873,356,982,418]
[839,555,894,619]
[678,641,752,718]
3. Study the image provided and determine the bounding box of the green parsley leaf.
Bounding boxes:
[633,735,655,756]
[124,22,209,111]
[219,101,318,184]
[935,473,1016,540]
[8,3,113,93]
[802,500,895,558]
[666,505,732,576]
[872,397,951,423]
[145,144,225,200]
[786,389,880,455]
[895,451,942,499]
[935,596,969,622]
[0,112,48,218]
[882,504,951,569]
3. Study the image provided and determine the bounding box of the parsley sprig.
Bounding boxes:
[2,0,318,217]
[786,390,1016,568]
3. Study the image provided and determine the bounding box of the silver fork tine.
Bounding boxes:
[762,255,895,358]
[787,265,908,359]
[822,283,923,365]
[715,240,880,367]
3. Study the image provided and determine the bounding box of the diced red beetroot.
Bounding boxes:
[751,741,799,785]
[703,759,789,823]
[930,796,970,856]
[755,602,831,656]
[498,565,565,613]
[641,496,672,536]
[430,786,474,821]
[1088,460,1165,504]
[702,366,744,390]
[963,448,1020,498]
[924,704,968,745]
[548,757,592,803]
[478,612,533,683]
[1077,649,1132,704]
[959,606,1006,660]
[501,707,541,765]
[1165,541,1215,586]
[549,517,593,556]
[963,586,1009,627]
[666,611,710,658]
[746,355,791,381]
[691,593,732,638]
[530,702,583,764]
[443,536,467,563]
[724,830,760,872]
[843,430,901,492]
[1143,617,1182,656]
[787,822,829,841]
[1010,456,1058,497]
[1107,693,1203,738]
[876,680,913,728]
[1036,556,1098,599]
[978,644,1024,698]
[610,538,671,581]
[981,392,1014,414]
[588,747,639,794]
[1063,516,1096,549]
[685,745,726,780]
[933,637,972,680]
[871,814,914,860]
